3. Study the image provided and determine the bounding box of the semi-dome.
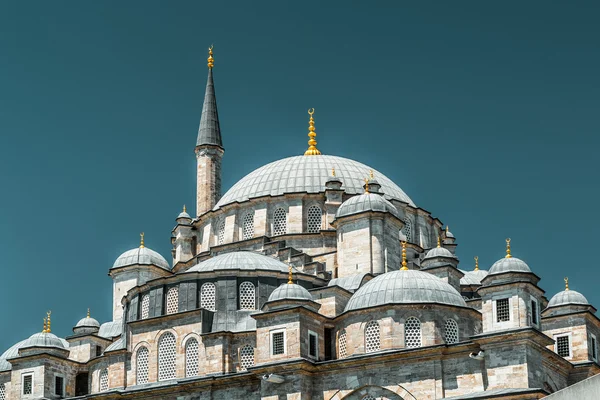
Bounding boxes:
[215,155,415,209]
[75,316,100,329]
[460,269,489,285]
[21,332,68,350]
[488,257,531,275]
[268,283,313,302]
[345,270,466,312]
[112,246,170,271]
[0,340,26,371]
[424,246,456,260]
[548,290,589,308]
[187,251,290,273]
[335,193,399,220]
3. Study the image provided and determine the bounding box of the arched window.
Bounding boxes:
[338,330,347,359]
[141,295,150,319]
[403,217,412,242]
[405,317,422,348]
[165,287,179,315]
[239,345,255,370]
[444,319,459,344]
[136,346,149,385]
[307,205,322,233]
[273,208,287,236]
[242,212,254,240]
[364,321,380,353]
[158,332,177,381]
[200,282,216,311]
[217,218,226,245]
[239,282,256,310]
[0,383,6,400]
[185,338,199,377]
[99,369,109,392]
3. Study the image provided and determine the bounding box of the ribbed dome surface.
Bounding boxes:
[268,283,313,302]
[21,332,68,350]
[548,290,589,307]
[177,210,192,220]
[424,246,456,259]
[187,251,290,273]
[112,247,170,271]
[215,155,414,208]
[335,193,399,219]
[489,257,531,275]
[0,340,26,371]
[76,317,100,328]
[460,270,489,285]
[345,270,466,312]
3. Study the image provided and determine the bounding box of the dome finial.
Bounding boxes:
[304,108,321,156]
[87,308,90,318]
[42,316,47,333]
[401,241,408,270]
[207,45,214,69]
[364,178,369,193]
[288,266,293,284]
[369,169,374,179]
[564,276,569,291]
[437,236,441,248]
[46,310,52,333]
[331,167,335,177]
[505,238,512,258]
[474,256,479,271]
[183,204,187,213]
[140,232,145,248]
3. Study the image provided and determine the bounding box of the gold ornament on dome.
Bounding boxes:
[304,108,322,156]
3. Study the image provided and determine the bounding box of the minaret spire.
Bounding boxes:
[197,45,223,149]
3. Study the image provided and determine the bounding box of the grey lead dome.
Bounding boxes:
[21,332,68,350]
[112,247,171,271]
[187,251,290,273]
[215,155,415,209]
[548,290,589,308]
[335,193,399,220]
[488,257,531,275]
[345,270,466,312]
[268,283,313,302]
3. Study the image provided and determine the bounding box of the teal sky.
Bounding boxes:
[0,2,598,351]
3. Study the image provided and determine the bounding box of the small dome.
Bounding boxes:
[424,246,456,260]
[187,251,290,273]
[76,317,100,329]
[488,257,531,275]
[345,270,466,312]
[548,290,589,308]
[112,246,170,271]
[460,269,489,285]
[335,193,399,220]
[445,228,455,238]
[268,283,313,302]
[21,332,68,350]
[177,211,191,219]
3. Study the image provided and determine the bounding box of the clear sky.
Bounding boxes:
[0,1,598,351]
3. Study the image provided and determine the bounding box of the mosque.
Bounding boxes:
[1,47,599,400]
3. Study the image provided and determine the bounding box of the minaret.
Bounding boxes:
[196,45,224,216]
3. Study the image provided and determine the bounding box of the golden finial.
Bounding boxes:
[87,308,90,318]
[288,266,293,284]
[331,167,335,177]
[46,311,52,333]
[474,256,479,271]
[364,178,369,193]
[369,170,374,179]
[564,277,569,291]
[446,226,449,234]
[401,241,408,270]
[304,108,321,156]
[183,204,187,213]
[505,238,512,258]
[140,232,145,248]
[437,236,441,248]
[207,45,214,69]
[42,317,47,333]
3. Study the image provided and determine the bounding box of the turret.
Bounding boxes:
[196,46,224,216]
[172,205,196,265]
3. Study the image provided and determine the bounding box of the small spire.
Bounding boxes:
[87,308,90,318]
[207,45,214,69]
[401,241,408,270]
[474,256,479,271]
[183,204,187,213]
[288,266,293,284]
[564,277,569,291]
[437,236,441,248]
[46,311,52,333]
[364,178,370,194]
[446,226,449,234]
[304,108,321,156]
[331,167,335,177]
[505,238,512,258]
[42,317,47,333]
[140,232,145,248]
[369,169,374,179]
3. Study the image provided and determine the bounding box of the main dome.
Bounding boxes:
[215,155,415,209]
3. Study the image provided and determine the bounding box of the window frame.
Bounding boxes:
[493,297,511,324]
[239,344,255,371]
[270,328,286,356]
[22,372,34,396]
[590,333,598,362]
[272,207,287,236]
[54,373,65,397]
[165,286,179,315]
[530,297,539,327]
[554,332,573,359]
[200,282,217,311]
[364,320,381,353]
[242,212,255,240]
[306,205,323,233]
[239,281,256,310]
[404,316,422,349]
[184,337,200,378]
[99,368,109,392]
[338,329,348,359]
[308,330,319,359]
[135,346,150,385]
[157,332,177,381]
[444,318,459,344]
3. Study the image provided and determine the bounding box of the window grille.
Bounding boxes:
[556,335,570,358]
[405,317,422,348]
[242,213,254,240]
[0,383,5,400]
[166,287,179,315]
[23,374,33,395]
[444,319,459,344]
[158,332,177,381]
[338,330,347,359]
[273,208,287,236]
[403,217,412,242]
[185,339,199,377]
[239,281,256,310]
[308,331,318,358]
[272,331,285,355]
[364,321,380,353]
[99,369,109,392]
[496,298,510,322]
[307,205,322,233]
[141,295,150,319]
[136,346,149,385]
[201,282,216,311]
[217,218,226,245]
[240,345,255,370]
[55,376,64,396]
[362,396,376,400]
[531,299,538,325]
